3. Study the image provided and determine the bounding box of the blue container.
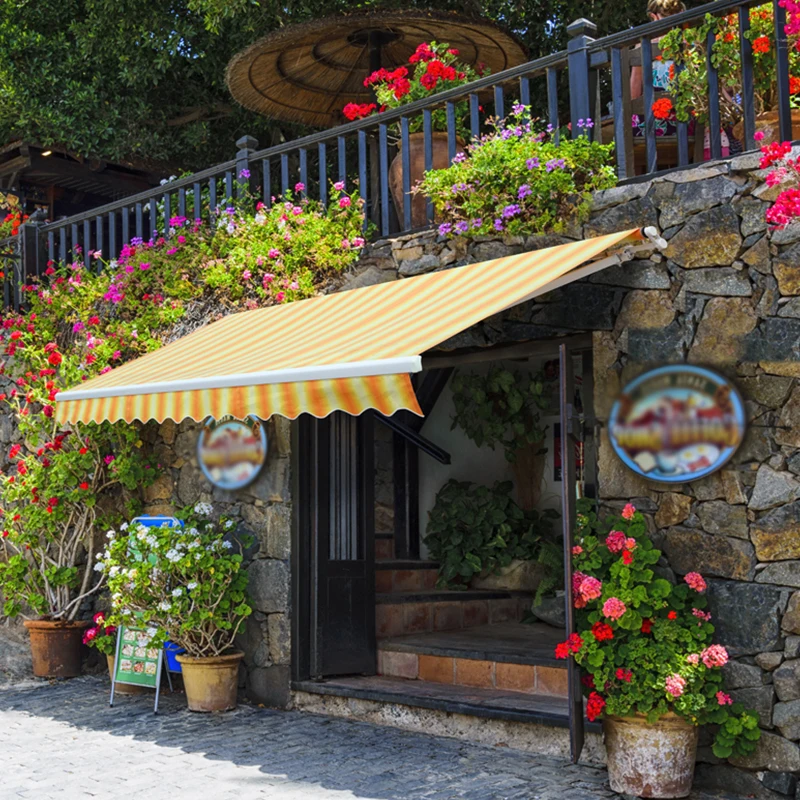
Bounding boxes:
[164,641,185,673]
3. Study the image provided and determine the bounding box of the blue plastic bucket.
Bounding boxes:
[164,641,185,672]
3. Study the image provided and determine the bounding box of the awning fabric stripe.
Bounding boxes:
[55,228,640,425]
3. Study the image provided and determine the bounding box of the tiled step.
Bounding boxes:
[375,590,531,638]
[377,649,568,698]
[375,560,439,593]
[375,532,394,560]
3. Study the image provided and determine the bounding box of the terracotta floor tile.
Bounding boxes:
[376,604,404,639]
[418,654,455,684]
[393,570,424,592]
[495,662,536,694]
[432,602,463,632]
[461,600,489,628]
[403,602,432,634]
[536,665,569,697]
[378,650,419,679]
[455,658,495,689]
[375,571,393,594]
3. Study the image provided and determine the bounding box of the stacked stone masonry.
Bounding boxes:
[340,150,800,799]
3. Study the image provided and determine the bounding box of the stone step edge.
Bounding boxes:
[376,590,531,604]
[375,560,439,571]
[378,639,563,668]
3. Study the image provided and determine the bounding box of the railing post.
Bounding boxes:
[236,135,259,200]
[567,18,597,140]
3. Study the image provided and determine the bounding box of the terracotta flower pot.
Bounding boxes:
[733,109,800,148]
[603,712,699,798]
[388,132,465,229]
[176,651,244,712]
[106,655,149,695]
[23,619,90,678]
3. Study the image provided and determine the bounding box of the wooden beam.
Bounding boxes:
[28,154,155,197]
[0,155,31,179]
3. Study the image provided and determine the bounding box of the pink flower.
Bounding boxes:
[242,269,252,281]
[268,248,281,259]
[692,608,711,622]
[333,181,345,191]
[624,538,637,551]
[572,572,602,608]
[665,673,686,698]
[602,597,627,620]
[82,627,98,644]
[621,503,636,520]
[605,531,626,553]
[352,237,365,247]
[292,206,303,216]
[572,545,583,555]
[684,572,707,593]
[687,653,700,666]
[341,239,351,249]
[289,281,299,290]
[104,454,115,465]
[139,262,150,271]
[275,291,285,303]
[701,644,729,668]
[754,130,765,141]
[93,612,105,625]
[262,273,275,285]
[295,182,305,192]
[716,691,732,706]
[339,196,352,208]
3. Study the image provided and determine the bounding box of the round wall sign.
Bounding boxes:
[609,365,745,483]
[197,415,267,491]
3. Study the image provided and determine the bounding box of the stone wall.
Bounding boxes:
[344,152,800,797]
[140,416,293,708]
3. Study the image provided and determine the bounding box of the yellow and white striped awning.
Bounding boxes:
[55,228,648,424]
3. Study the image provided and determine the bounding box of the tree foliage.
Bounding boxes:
[0,0,651,169]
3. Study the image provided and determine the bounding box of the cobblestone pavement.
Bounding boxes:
[0,677,733,800]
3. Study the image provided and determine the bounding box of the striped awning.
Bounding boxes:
[55,228,646,425]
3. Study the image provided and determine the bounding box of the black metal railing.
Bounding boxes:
[6,0,796,308]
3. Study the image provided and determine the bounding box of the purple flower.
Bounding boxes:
[472,218,483,228]
[517,185,532,200]
[494,219,504,232]
[512,103,525,115]
[139,262,151,271]
[72,322,85,334]
[545,158,566,172]
[455,221,469,234]
[438,222,453,236]
[502,204,521,219]
[526,157,540,170]
[453,151,467,163]
[451,183,469,194]
[238,169,251,179]
[225,206,236,216]
[131,237,143,247]
[500,129,514,140]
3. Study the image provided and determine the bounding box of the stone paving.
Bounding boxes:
[0,677,733,800]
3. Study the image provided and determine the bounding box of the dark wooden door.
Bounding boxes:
[297,411,376,679]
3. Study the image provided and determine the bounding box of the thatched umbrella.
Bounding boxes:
[225,9,528,128]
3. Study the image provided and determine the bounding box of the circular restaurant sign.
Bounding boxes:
[609,365,745,483]
[197,415,267,491]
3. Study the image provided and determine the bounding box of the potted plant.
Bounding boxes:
[450,366,550,510]
[757,132,800,228]
[555,501,760,798]
[659,4,800,145]
[343,41,483,226]
[424,479,560,598]
[416,106,616,238]
[99,503,252,712]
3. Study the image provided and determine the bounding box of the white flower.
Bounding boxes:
[106,529,116,539]
[93,562,104,572]
[221,541,233,550]
[159,601,171,611]
[187,582,197,590]
[136,529,148,541]
[127,568,136,579]
[187,540,199,550]
[95,552,103,560]
[119,522,128,531]
[194,503,213,517]
[147,627,157,637]
[109,566,120,577]
[195,553,202,561]
[165,549,181,563]
[224,519,235,530]
[172,588,183,598]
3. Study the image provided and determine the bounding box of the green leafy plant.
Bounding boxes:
[416,106,616,238]
[424,479,559,590]
[556,499,761,759]
[450,366,549,463]
[99,503,252,657]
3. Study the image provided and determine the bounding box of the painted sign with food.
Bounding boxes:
[609,365,745,483]
[113,625,162,687]
[197,415,267,491]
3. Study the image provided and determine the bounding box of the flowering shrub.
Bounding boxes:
[343,42,483,137]
[660,3,800,126]
[98,504,251,658]
[556,501,761,760]
[417,106,616,238]
[83,611,117,656]
[757,132,800,227]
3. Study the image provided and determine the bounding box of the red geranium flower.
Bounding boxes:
[616,668,633,683]
[586,691,606,722]
[668,611,678,620]
[591,621,614,642]
[641,618,653,634]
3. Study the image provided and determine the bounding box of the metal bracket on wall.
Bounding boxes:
[376,413,451,464]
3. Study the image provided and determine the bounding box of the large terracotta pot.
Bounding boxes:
[176,651,244,712]
[603,713,699,798]
[388,132,465,229]
[733,109,800,147]
[106,655,149,695]
[23,619,90,678]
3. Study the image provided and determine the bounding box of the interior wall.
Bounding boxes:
[417,356,571,556]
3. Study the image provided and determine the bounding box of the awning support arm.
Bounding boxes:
[376,414,451,464]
